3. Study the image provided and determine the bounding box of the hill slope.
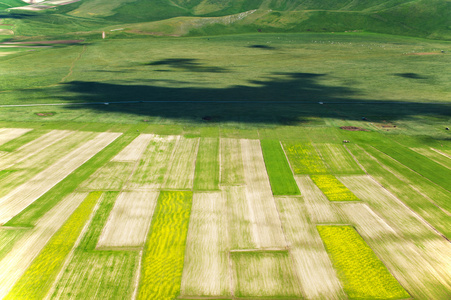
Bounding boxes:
[1,0,450,39]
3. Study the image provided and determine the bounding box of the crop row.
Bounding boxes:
[138,191,193,300]
[4,191,102,300]
[317,226,409,299]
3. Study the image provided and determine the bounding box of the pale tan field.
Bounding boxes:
[241,139,286,249]
[294,175,344,224]
[163,137,199,190]
[0,132,120,224]
[0,128,31,147]
[220,138,244,185]
[181,192,230,297]
[111,134,153,162]
[0,193,87,299]
[339,175,451,299]
[277,197,346,300]
[97,191,159,248]
[127,135,178,190]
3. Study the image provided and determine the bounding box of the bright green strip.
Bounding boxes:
[261,140,300,195]
[193,138,220,191]
[311,175,359,201]
[138,191,193,300]
[4,191,101,300]
[317,226,410,299]
[282,141,328,175]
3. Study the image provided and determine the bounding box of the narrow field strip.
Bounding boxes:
[224,186,257,250]
[294,175,344,223]
[193,138,220,191]
[0,228,27,261]
[347,144,451,238]
[0,128,31,146]
[310,175,360,202]
[0,129,45,152]
[282,141,328,175]
[0,129,73,169]
[163,137,199,190]
[411,147,451,170]
[220,138,244,185]
[277,197,345,299]
[314,143,364,175]
[79,161,134,190]
[97,191,159,248]
[0,132,121,225]
[128,135,178,190]
[260,140,300,195]
[337,175,451,298]
[317,226,410,300]
[241,139,287,248]
[111,133,154,161]
[231,251,301,298]
[2,192,99,300]
[181,192,230,297]
[50,192,138,299]
[0,193,88,299]
[138,191,193,300]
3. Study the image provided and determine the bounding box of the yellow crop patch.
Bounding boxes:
[317,226,410,299]
[310,175,359,201]
[282,142,328,174]
[138,191,193,300]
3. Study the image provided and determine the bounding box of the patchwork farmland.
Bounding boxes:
[0,128,450,300]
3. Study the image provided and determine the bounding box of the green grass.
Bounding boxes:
[314,143,365,175]
[4,192,101,300]
[193,137,220,191]
[4,127,141,227]
[317,225,410,300]
[50,191,138,299]
[0,129,45,152]
[260,139,300,195]
[138,191,193,300]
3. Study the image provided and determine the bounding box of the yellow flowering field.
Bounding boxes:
[282,142,329,174]
[138,191,193,300]
[317,226,410,299]
[310,175,359,201]
[4,191,101,300]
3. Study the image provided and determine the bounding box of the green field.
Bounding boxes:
[0,1,450,299]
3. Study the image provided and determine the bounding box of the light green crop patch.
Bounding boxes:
[317,226,410,299]
[138,191,193,300]
[311,175,360,201]
[4,191,102,300]
[282,142,328,175]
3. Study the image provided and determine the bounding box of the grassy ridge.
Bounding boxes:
[138,191,193,300]
[317,225,410,299]
[4,192,101,300]
[261,139,300,195]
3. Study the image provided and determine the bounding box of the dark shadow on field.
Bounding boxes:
[37,71,451,125]
[394,73,428,80]
[146,58,229,73]
[248,44,276,50]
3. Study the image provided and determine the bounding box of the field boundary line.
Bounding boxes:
[431,148,451,160]
[44,192,105,300]
[61,44,87,83]
[351,145,450,243]
[131,249,143,300]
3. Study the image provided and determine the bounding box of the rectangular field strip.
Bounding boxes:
[138,191,193,300]
[193,138,220,191]
[282,141,328,175]
[260,139,300,195]
[4,192,102,300]
[51,192,138,299]
[317,225,410,300]
[220,138,244,185]
[314,143,364,175]
[310,175,360,202]
[0,128,31,146]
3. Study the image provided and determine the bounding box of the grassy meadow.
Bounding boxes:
[0,1,450,298]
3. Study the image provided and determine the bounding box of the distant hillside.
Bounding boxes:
[1,0,450,40]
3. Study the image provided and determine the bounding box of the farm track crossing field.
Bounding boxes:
[0,129,450,299]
